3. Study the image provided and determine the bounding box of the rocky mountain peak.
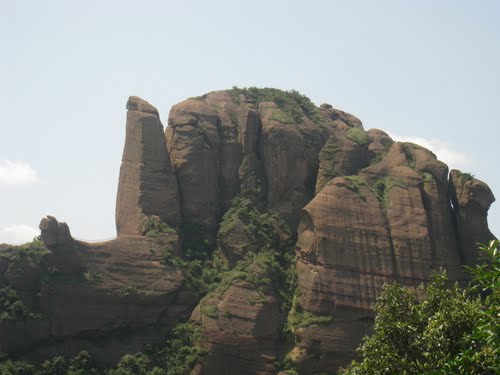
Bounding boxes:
[0,88,495,375]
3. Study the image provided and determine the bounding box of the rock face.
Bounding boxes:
[1,88,496,374]
[449,170,496,264]
[116,96,181,236]
[165,90,328,240]
[0,217,196,364]
[290,141,488,373]
[39,215,73,249]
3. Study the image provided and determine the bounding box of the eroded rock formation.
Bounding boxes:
[116,96,181,236]
[0,88,496,374]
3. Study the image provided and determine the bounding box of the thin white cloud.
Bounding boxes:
[388,134,470,170]
[0,160,39,185]
[0,224,39,245]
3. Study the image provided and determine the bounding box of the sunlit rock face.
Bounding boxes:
[1,89,495,374]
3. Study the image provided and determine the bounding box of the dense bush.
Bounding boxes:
[0,286,41,321]
[141,216,176,238]
[339,240,500,375]
[229,86,322,124]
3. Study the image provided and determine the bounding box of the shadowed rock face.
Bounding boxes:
[1,89,496,375]
[0,217,195,364]
[116,96,181,236]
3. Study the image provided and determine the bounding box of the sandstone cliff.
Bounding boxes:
[0,88,495,374]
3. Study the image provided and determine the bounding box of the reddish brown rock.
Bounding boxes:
[291,142,483,373]
[39,215,73,249]
[166,90,327,238]
[449,169,496,264]
[2,89,497,375]
[116,96,181,236]
[315,130,367,193]
[191,260,284,375]
[366,128,393,165]
[0,218,195,364]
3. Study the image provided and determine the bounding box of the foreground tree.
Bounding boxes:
[339,240,499,375]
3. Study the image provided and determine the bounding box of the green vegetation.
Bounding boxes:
[0,323,205,375]
[346,128,369,146]
[339,240,500,375]
[0,286,41,321]
[187,95,207,101]
[141,216,176,238]
[0,238,49,273]
[229,111,238,127]
[421,172,435,184]
[270,108,296,124]
[369,141,392,166]
[200,304,218,318]
[161,249,222,299]
[460,172,475,183]
[179,222,213,261]
[229,86,322,125]
[144,322,206,375]
[401,143,416,169]
[372,177,408,211]
[344,175,370,202]
[121,286,142,298]
[287,294,332,332]
[219,197,291,254]
[319,137,341,161]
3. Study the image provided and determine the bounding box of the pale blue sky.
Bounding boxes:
[1,0,499,243]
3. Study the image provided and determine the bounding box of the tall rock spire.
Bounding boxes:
[116,96,181,236]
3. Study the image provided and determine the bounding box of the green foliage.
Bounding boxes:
[421,172,434,184]
[187,95,206,101]
[460,172,475,183]
[146,322,205,375]
[369,141,392,166]
[229,111,238,127]
[200,304,218,318]
[210,246,296,315]
[179,222,213,261]
[372,177,408,211]
[344,176,370,202]
[452,239,500,374]
[287,294,333,332]
[0,238,49,273]
[0,323,204,375]
[229,86,321,124]
[340,240,500,375]
[0,351,101,375]
[346,128,369,146]
[270,108,296,124]
[219,197,291,255]
[0,286,41,321]
[401,143,416,169]
[121,286,142,298]
[319,137,340,161]
[0,359,37,375]
[141,216,176,238]
[161,250,222,299]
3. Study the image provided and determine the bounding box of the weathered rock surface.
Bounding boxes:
[449,169,496,264]
[291,141,496,373]
[0,217,195,364]
[192,276,283,375]
[166,90,329,240]
[2,89,496,375]
[39,215,73,249]
[116,96,181,236]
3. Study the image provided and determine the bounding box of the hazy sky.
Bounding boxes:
[1,0,499,243]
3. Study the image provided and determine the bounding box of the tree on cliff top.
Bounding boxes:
[339,240,500,375]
